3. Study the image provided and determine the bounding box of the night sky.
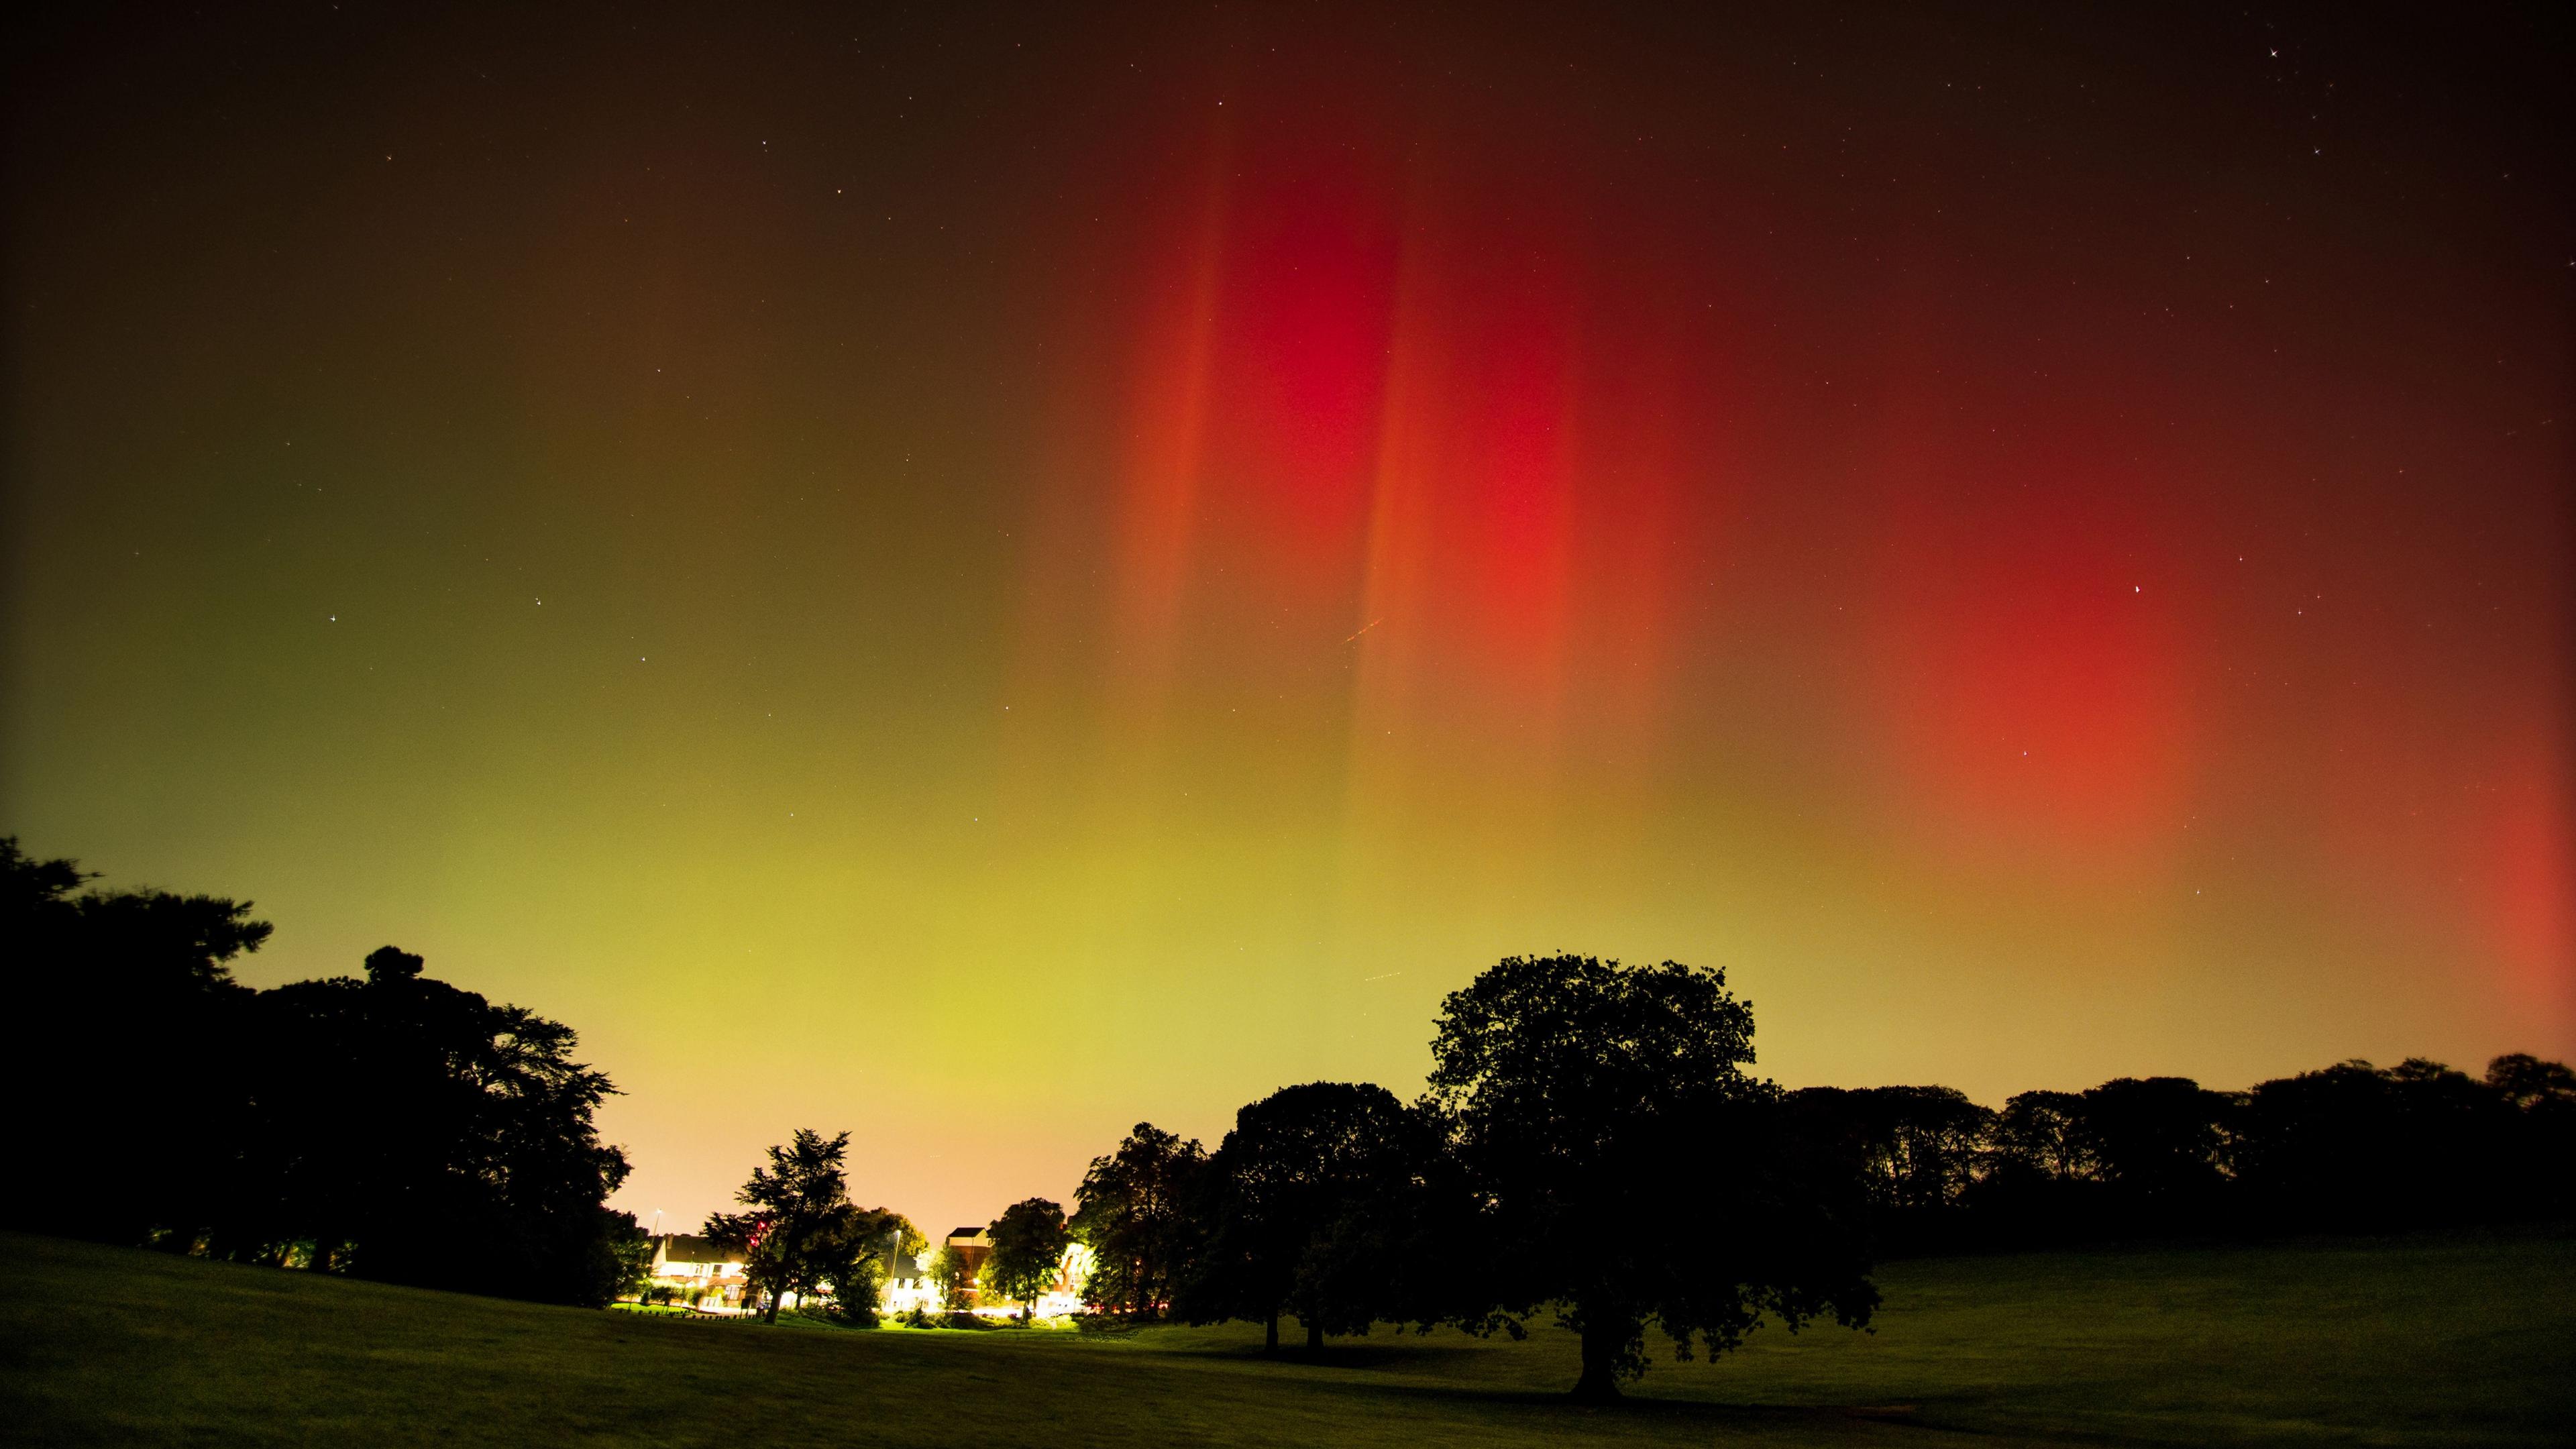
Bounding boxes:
[6,3,2569,1236]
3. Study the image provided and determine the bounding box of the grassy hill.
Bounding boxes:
[4,1228,2569,1446]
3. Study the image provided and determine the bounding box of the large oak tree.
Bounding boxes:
[1426,954,1878,1400]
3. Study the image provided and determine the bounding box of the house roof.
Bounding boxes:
[654,1234,743,1266]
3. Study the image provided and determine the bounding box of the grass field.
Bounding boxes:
[4,1229,2569,1447]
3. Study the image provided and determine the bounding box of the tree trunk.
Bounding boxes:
[765,1287,781,1324]
[1306,1316,1323,1352]
[1570,1316,1627,1403]
[1264,1310,1279,1354]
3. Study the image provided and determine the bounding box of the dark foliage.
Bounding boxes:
[1175,1082,1438,1351]
[1,839,639,1306]
[2234,1059,2532,1234]
[7,837,269,1247]
[1786,1085,1992,1254]
[1424,955,1878,1399]
[17,833,2568,1364]
[235,947,637,1303]
[2078,1076,2237,1232]
[1069,1122,1206,1319]
[1803,1055,2576,1256]
[706,1128,916,1324]
[985,1197,1071,1321]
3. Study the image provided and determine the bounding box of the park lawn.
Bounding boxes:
[2,1230,2568,1448]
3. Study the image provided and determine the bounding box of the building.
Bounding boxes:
[631,1224,1095,1321]
[641,1234,751,1311]
[939,1226,1094,1320]
[1035,1241,1096,1319]
[881,1247,940,1316]
[943,1226,991,1311]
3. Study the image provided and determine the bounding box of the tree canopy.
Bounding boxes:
[1786,1085,1994,1254]
[242,945,637,1300]
[983,1197,1069,1322]
[926,1242,974,1312]
[8,837,270,1246]
[1070,1122,1205,1319]
[706,1129,913,1324]
[1179,1081,1432,1351]
[4,840,639,1305]
[1426,954,1878,1399]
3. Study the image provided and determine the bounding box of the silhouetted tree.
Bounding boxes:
[241,945,635,1303]
[2487,1053,2576,1219]
[4,838,268,1246]
[1988,1090,2094,1182]
[2486,1053,2576,1114]
[1786,1085,1992,1252]
[707,1128,902,1323]
[0,837,87,912]
[822,1210,924,1326]
[1177,1083,1428,1352]
[607,1212,655,1301]
[1866,1086,1994,1212]
[985,1197,1070,1322]
[1960,1089,2102,1244]
[11,847,633,1302]
[1071,1122,1206,1319]
[2233,1057,2527,1232]
[1426,955,1876,1400]
[2074,1076,2234,1234]
[927,1242,973,1311]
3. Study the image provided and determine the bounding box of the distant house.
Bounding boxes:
[633,1224,1087,1320]
[881,1247,939,1316]
[943,1226,992,1311]
[937,1225,1094,1319]
[641,1234,751,1311]
[1036,1241,1095,1319]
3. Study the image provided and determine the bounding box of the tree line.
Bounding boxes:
[2,839,645,1306]
[1784,1055,2575,1254]
[747,955,1888,1399]
[10,837,2571,1399]
[746,955,2573,1398]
